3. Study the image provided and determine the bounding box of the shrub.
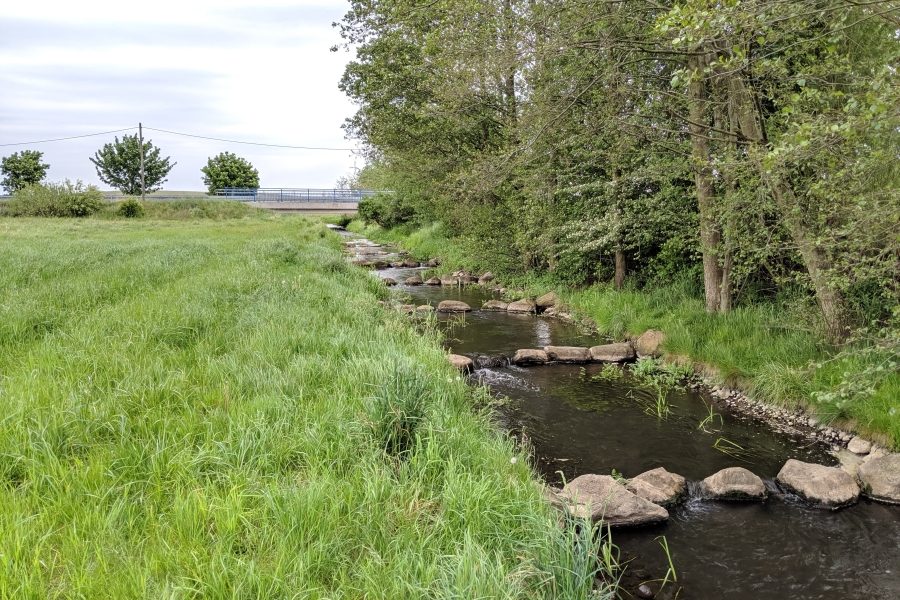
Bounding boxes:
[357,192,415,228]
[116,198,144,218]
[2,180,105,217]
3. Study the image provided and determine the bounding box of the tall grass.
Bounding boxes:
[0,216,612,598]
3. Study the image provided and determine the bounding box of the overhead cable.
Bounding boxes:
[0,128,138,147]
[142,127,355,151]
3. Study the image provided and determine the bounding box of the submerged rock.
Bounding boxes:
[536,291,559,308]
[544,346,591,363]
[559,474,669,527]
[848,436,872,455]
[700,467,766,500]
[590,342,636,363]
[634,329,666,358]
[858,454,900,504]
[437,300,471,313]
[474,355,507,369]
[423,277,441,285]
[507,298,537,314]
[626,467,687,508]
[482,300,509,311]
[383,278,397,286]
[512,349,549,365]
[405,275,423,285]
[776,459,859,509]
[446,354,473,372]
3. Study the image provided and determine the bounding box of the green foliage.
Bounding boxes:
[1,150,49,193]
[366,364,429,457]
[2,180,104,217]
[357,192,415,228]
[200,152,260,195]
[90,134,175,195]
[116,198,144,218]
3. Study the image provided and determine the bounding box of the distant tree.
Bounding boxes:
[201,152,259,194]
[90,134,174,196]
[1,150,49,193]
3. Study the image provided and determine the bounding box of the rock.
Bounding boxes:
[352,259,373,268]
[403,259,420,268]
[427,258,440,267]
[589,342,636,363]
[397,304,416,314]
[558,474,669,527]
[383,278,397,286]
[482,300,509,311]
[636,584,654,599]
[474,355,507,369]
[497,287,507,294]
[507,298,537,314]
[478,271,495,284]
[808,417,818,428]
[535,291,559,308]
[437,300,471,313]
[423,277,441,285]
[634,329,666,358]
[858,454,900,504]
[776,459,859,508]
[700,467,766,500]
[447,354,473,372]
[625,467,687,508]
[416,305,435,312]
[440,274,460,286]
[544,346,592,363]
[405,275,423,285]
[511,349,549,365]
[372,260,390,270]
[459,275,478,284]
[391,261,405,268]
[848,436,872,455]
[543,306,558,316]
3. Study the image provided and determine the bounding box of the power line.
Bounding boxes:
[0,127,137,147]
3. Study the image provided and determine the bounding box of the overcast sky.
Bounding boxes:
[0,1,361,191]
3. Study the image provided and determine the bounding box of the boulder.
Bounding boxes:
[507,299,537,314]
[447,354,473,372]
[776,459,859,509]
[459,275,478,284]
[437,300,471,313]
[372,260,390,270]
[427,258,440,267]
[405,275,423,285]
[474,355,507,369]
[858,454,900,504]
[848,436,872,455]
[416,305,435,312]
[440,274,460,286]
[558,474,669,527]
[478,271,495,284]
[536,291,559,308]
[625,468,687,508]
[352,259,373,268]
[512,349,549,365]
[423,277,441,285]
[482,300,509,311]
[544,346,592,363]
[383,278,397,286]
[397,304,416,314]
[634,329,666,358]
[391,261,405,268]
[403,259,420,268]
[700,467,766,500]
[590,342,636,363]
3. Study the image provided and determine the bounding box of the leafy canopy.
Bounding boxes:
[90,134,174,196]
[200,152,259,194]
[1,150,49,193]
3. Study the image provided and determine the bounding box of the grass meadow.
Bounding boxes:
[0,213,612,599]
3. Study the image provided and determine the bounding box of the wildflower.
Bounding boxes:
[510,457,518,464]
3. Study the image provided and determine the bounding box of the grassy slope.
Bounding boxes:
[0,215,598,598]
[353,221,900,450]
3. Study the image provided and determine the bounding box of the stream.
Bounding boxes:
[343,233,900,599]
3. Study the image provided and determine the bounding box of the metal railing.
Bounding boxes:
[215,188,390,203]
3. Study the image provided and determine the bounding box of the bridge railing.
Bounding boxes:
[215,188,391,203]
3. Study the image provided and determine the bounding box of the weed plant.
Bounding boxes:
[1,180,104,217]
[0,216,616,598]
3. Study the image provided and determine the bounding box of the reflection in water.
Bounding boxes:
[348,237,900,600]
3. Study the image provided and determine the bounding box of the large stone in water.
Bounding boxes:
[482,300,509,311]
[427,257,440,267]
[858,454,900,504]
[776,459,859,508]
[559,474,669,527]
[405,275,423,285]
[372,260,390,270]
[446,354,473,372]
[626,467,687,508]
[440,274,460,286]
[544,346,591,363]
[478,271,495,284]
[634,329,666,358]
[383,278,397,286]
[423,277,441,285]
[403,259,420,267]
[512,349,548,365]
[391,261,405,268]
[507,298,537,314]
[437,300,471,313]
[535,291,559,308]
[700,467,766,500]
[590,342,636,363]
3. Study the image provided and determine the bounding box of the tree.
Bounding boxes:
[90,134,174,196]
[201,152,260,194]
[1,150,49,193]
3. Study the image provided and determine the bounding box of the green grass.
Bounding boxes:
[0,215,614,598]
[359,221,900,449]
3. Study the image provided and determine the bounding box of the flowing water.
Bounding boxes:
[345,236,900,599]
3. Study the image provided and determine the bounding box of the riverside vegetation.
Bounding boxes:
[0,209,618,598]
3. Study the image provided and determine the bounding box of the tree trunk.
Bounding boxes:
[688,53,722,313]
[614,249,626,289]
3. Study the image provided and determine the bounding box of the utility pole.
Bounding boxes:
[139,122,146,201]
